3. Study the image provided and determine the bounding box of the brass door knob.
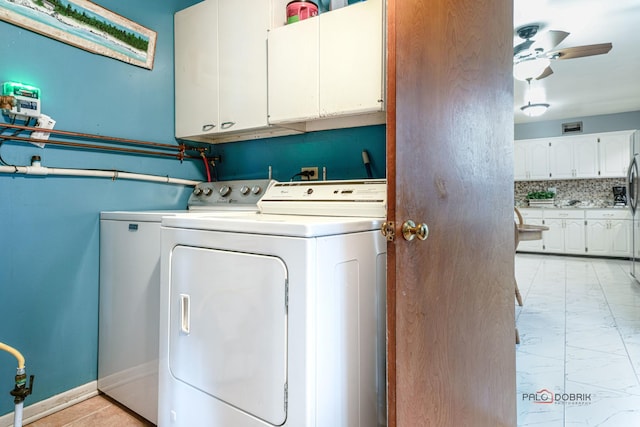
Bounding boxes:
[402,220,429,241]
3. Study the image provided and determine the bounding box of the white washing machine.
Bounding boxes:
[159,180,387,427]
[98,179,273,424]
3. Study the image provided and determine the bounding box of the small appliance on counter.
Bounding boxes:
[613,185,627,206]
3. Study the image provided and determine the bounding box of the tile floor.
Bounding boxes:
[516,254,640,426]
[25,395,152,427]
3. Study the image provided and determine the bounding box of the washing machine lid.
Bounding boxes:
[162,212,383,237]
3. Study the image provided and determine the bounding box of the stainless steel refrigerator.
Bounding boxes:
[628,130,640,282]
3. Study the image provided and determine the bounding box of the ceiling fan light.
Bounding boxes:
[513,57,551,81]
[520,102,550,117]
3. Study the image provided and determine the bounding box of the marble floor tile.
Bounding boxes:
[516,254,640,427]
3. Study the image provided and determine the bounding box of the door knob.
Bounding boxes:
[402,220,429,241]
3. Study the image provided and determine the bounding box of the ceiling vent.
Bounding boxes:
[562,121,583,134]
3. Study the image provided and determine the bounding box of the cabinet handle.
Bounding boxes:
[202,124,216,132]
[220,121,236,130]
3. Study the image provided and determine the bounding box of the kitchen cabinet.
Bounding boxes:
[175,0,286,142]
[515,130,634,182]
[514,139,550,181]
[515,209,544,252]
[548,135,599,179]
[542,210,586,255]
[267,0,385,128]
[599,131,633,178]
[585,210,632,257]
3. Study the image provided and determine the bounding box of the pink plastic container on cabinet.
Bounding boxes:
[286,0,318,24]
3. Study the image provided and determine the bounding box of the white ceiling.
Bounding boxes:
[513,0,640,124]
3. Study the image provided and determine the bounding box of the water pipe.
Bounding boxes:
[0,342,34,427]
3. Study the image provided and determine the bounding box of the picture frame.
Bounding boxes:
[0,0,156,70]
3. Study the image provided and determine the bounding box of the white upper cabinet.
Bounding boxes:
[515,130,634,181]
[514,139,550,181]
[549,135,599,179]
[268,0,384,126]
[174,0,218,139]
[599,131,633,178]
[175,0,271,141]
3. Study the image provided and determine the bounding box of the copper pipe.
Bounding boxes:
[0,135,202,160]
[0,123,187,151]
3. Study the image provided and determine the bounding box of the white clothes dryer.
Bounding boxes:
[158,180,387,427]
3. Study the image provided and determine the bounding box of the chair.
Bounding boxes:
[513,207,548,344]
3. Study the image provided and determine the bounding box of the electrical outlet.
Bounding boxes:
[301,167,318,180]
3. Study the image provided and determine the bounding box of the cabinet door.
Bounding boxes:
[218,0,270,132]
[599,133,631,178]
[610,220,632,257]
[528,140,550,180]
[319,0,383,116]
[514,141,528,181]
[586,219,610,256]
[564,219,586,254]
[542,218,564,253]
[267,18,320,123]
[572,136,599,178]
[549,139,574,179]
[175,0,219,139]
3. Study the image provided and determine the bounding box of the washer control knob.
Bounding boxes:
[193,187,204,196]
[203,187,213,196]
[219,185,231,197]
[251,186,262,195]
[240,185,250,195]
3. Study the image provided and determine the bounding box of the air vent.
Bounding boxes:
[562,121,583,134]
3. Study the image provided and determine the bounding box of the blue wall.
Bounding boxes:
[0,0,386,417]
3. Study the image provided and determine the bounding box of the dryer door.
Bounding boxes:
[169,246,288,425]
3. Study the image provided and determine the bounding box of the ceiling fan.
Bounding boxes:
[513,24,612,81]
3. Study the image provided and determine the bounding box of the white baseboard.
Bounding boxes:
[0,381,98,427]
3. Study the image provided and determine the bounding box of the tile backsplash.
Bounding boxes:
[515,178,627,208]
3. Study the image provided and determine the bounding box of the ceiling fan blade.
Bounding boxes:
[536,66,554,80]
[547,43,613,60]
[533,30,570,52]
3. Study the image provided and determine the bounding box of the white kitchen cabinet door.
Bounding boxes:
[542,218,564,253]
[514,139,550,181]
[549,139,574,179]
[585,219,609,256]
[175,0,219,139]
[572,136,599,178]
[549,136,598,179]
[610,220,632,257]
[599,132,632,178]
[267,17,320,123]
[564,219,586,254]
[218,0,270,132]
[319,0,383,116]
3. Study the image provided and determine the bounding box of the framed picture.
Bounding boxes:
[0,0,156,69]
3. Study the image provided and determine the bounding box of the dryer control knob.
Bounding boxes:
[219,185,231,197]
[193,187,204,196]
[203,187,213,196]
[251,186,262,195]
[240,185,250,195]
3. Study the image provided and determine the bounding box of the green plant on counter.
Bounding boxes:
[527,191,555,200]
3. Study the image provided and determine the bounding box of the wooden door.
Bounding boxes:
[385,1,516,426]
